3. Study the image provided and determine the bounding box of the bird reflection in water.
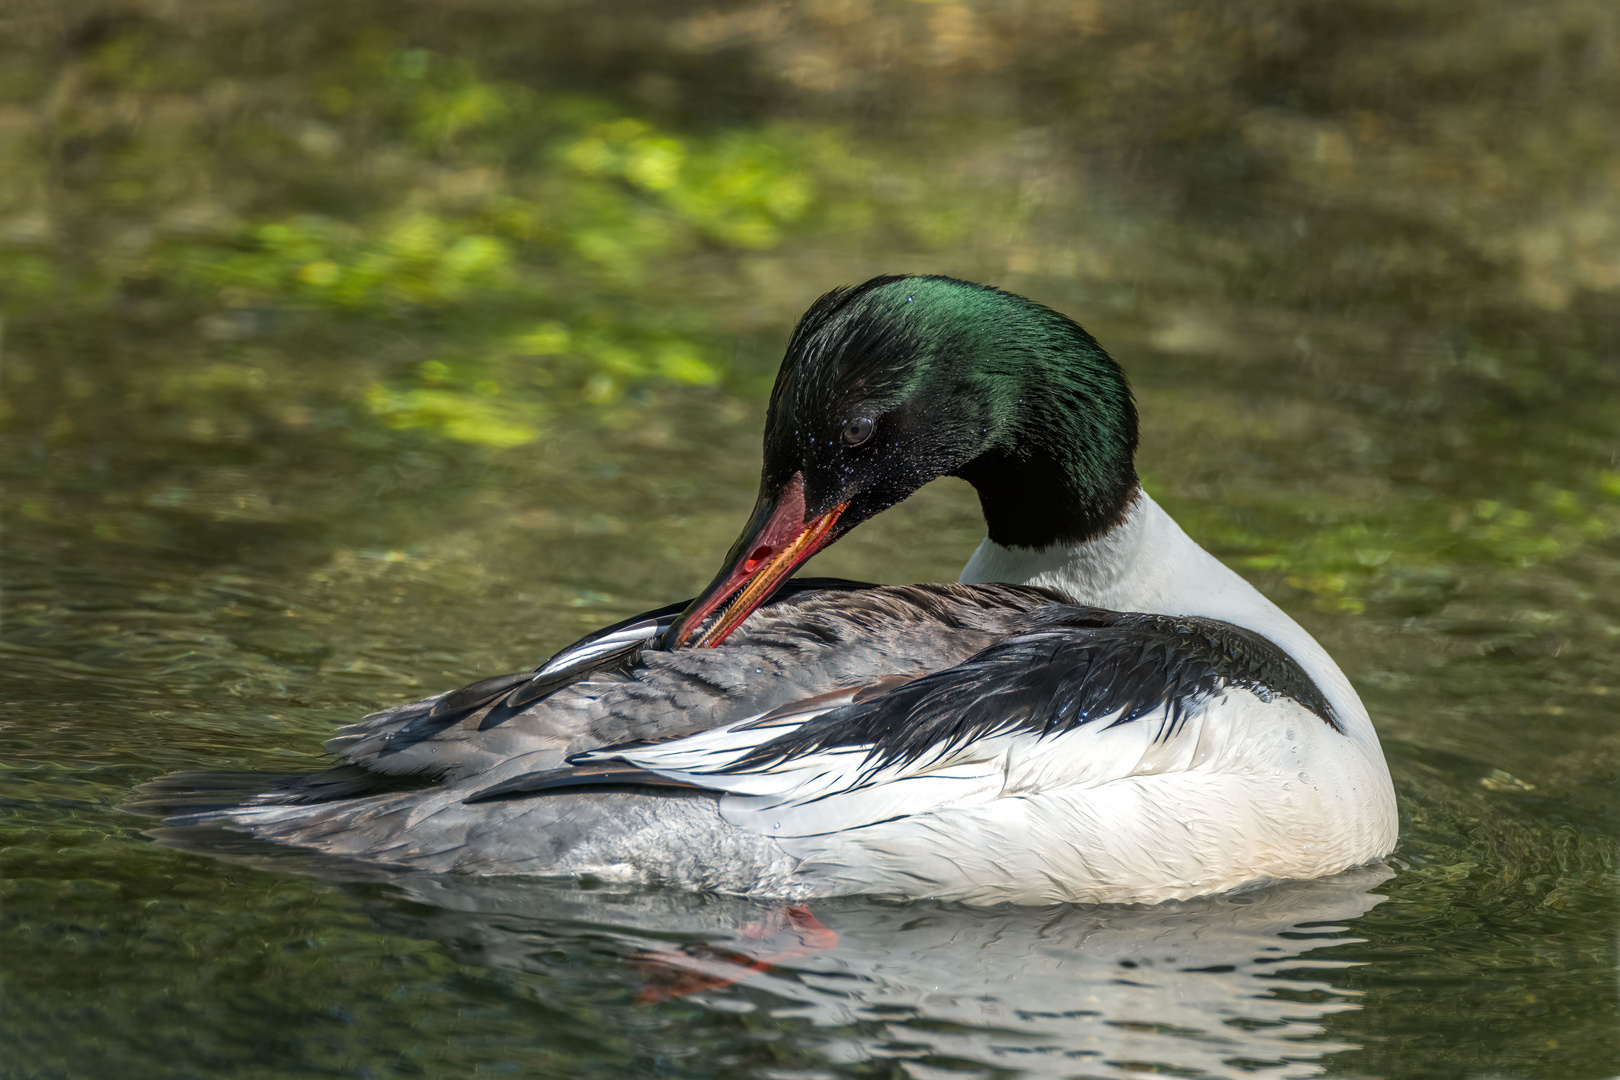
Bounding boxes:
[632,903,839,1003]
[365,864,1390,1079]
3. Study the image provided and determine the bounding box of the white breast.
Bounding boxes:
[937,490,1400,902]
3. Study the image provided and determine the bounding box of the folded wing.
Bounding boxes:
[531,610,1340,838]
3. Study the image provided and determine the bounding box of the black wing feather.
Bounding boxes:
[465,762,708,803]
[696,607,1339,778]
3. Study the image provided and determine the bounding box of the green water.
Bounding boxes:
[2,3,1616,1077]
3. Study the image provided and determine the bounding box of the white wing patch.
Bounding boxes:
[534,619,663,678]
[572,692,1231,838]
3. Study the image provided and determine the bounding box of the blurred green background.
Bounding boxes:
[2,2,1617,1078]
[5,0,1620,609]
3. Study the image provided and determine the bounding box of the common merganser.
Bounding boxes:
[162,275,1398,905]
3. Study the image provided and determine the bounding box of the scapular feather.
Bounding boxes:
[691,607,1339,781]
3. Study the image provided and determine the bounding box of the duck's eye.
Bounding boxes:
[841,417,875,447]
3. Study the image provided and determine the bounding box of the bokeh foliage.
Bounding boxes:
[0,28,861,448]
[4,0,1619,618]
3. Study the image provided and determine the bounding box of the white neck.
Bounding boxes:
[958,489,1379,746]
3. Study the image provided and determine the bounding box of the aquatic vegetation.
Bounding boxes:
[0,43,864,448]
[5,0,1618,616]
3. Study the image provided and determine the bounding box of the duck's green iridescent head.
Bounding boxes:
[664,274,1140,648]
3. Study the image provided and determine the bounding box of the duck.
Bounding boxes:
[161,274,1399,906]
